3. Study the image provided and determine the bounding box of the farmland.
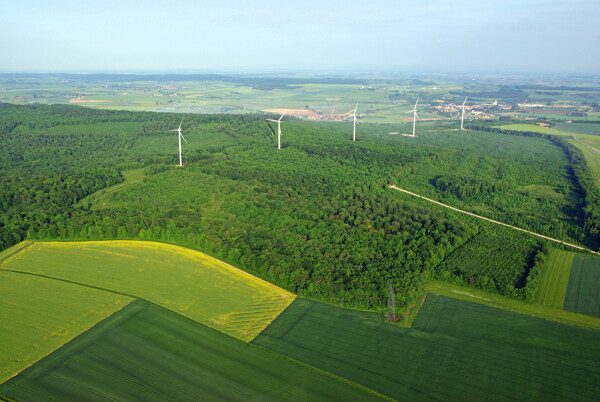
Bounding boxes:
[2,73,599,124]
[564,254,600,317]
[0,241,294,341]
[553,122,600,136]
[492,123,571,136]
[253,295,600,401]
[0,260,131,383]
[536,249,574,309]
[0,300,381,401]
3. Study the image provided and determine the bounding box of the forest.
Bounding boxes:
[1,103,598,311]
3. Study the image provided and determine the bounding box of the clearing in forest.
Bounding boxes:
[0,300,381,401]
[253,295,600,401]
[564,254,600,317]
[536,249,574,309]
[0,269,131,383]
[0,241,295,341]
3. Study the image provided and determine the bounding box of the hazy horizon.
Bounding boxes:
[1,0,599,74]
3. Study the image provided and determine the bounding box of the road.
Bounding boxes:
[389,185,600,256]
[572,135,600,154]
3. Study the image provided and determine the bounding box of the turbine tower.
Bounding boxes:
[352,103,358,141]
[267,111,286,149]
[169,117,188,167]
[461,97,468,131]
[405,99,419,137]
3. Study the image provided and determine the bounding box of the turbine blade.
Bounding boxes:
[415,112,419,119]
[354,103,358,114]
[463,97,468,106]
[415,99,419,107]
[266,119,278,122]
[180,133,188,144]
[179,117,183,129]
[279,110,286,121]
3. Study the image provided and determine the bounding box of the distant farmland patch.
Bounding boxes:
[0,241,295,341]
[0,300,381,401]
[493,123,569,136]
[564,254,600,317]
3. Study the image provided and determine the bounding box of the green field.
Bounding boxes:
[493,123,571,135]
[253,295,600,401]
[564,254,600,317]
[553,122,600,136]
[536,249,574,308]
[0,300,381,401]
[424,280,600,330]
[0,269,131,383]
[0,241,295,341]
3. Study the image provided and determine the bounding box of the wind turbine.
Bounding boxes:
[352,103,358,141]
[405,99,419,137]
[460,97,468,131]
[267,111,286,149]
[169,117,188,167]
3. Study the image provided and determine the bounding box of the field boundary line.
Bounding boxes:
[0,268,283,344]
[0,241,36,265]
[389,185,600,256]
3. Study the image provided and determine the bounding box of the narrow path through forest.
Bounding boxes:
[389,185,600,256]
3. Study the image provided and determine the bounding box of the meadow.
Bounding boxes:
[0,300,381,401]
[253,295,600,401]
[564,254,600,317]
[0,243,131,382]
[0,241,295,341]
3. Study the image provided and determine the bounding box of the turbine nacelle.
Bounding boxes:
[266,110,286,149]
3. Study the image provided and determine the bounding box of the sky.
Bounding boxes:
[1,0,599,74]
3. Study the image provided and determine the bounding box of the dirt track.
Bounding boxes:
[389,185,600,256]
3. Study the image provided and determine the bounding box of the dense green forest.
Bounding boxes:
[1,103,598,310]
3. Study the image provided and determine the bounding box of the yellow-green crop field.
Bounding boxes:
[0,241,295,341]
[0,270,131,383]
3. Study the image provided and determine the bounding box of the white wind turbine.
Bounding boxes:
[169,117,188,167]
[460,97,468,131]
[405,99,419,137]
[267,111,286,149]
[352,103,359,141]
